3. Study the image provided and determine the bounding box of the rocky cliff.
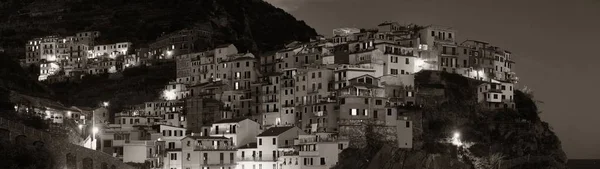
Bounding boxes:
[0,0,318,54]
[334,71,568,169]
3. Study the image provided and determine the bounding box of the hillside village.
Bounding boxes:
[12,21,521,169]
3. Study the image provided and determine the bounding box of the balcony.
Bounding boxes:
[314,111,327,117]
[296,136,348,144]
[299,151,319,157]
[194,145,236,151]
[307,89,320,94]
[282,75,294,80]
[282,104,295,108]
[198,69,209,74]
[335,77,348,82]
[282,151,300,156]
[266,109,280,113]
[237,157,277,162]
[262,91,278,95]
[210,130,237,135]
[263,98,279,103]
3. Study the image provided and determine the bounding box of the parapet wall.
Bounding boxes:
[0,117,135,169]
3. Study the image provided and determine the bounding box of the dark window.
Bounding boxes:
[259,138,262,145]
[320,158,326,165]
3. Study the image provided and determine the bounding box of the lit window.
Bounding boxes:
[363,109,368,116]
[351,109,357,116]
[235,82,239,90]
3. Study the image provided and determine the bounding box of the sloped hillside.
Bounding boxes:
[48,62,176,118]
[0,0,318,54]
[334,71,567,169]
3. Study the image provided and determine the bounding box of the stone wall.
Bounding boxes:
[0,117,135,169]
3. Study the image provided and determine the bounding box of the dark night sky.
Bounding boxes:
[265,0,600,159]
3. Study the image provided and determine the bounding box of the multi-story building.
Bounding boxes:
[259,72,283,127]
[332,28,361,37]
[185,97,222,133]
[179,135,237,169]
[209,118,262,148]
[237,126,305,169]
[91,42,132,58]
[25,38,42,65]
[477,80,515,109]
[294,66,335,133]
[333,64,377,90]
[278,132,349,169]
[336,80,386,123]
[149,29,212,60]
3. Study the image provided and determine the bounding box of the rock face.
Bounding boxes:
[0,0,318,54]
[334,71,568,169]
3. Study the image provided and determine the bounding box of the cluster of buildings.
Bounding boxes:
[13,21,517,168]
[22,28,212,83]
[22,31,132,81]
[87,21,517,169]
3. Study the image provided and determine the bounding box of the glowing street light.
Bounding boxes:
[163,89,177,101]
[452,131,463,147]
[92,127,99,135]
[103,101,109,107]
[78,124,84,130]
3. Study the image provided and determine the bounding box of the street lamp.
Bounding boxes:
[102,101,109,107]
[92,127,99,135]
[452,131,463,147]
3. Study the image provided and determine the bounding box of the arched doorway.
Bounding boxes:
[82,157,93,169]
[66,153,77,169]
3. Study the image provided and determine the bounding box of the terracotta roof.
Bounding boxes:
[257,126,295,137]
[341,83,381,90]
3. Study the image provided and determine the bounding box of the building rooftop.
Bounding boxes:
[216,43,233,48]
[184,135,229,140]
[214,118,248,124]
[257,126,295,137]
[239,142,257,149]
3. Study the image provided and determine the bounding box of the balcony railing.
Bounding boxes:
[263,99,279,103]
[282,104,295,108]
[314,111,327,117]
[296,136,348,144]
[266,109,280,113]
[194,145,237,151]
[237,157,276,162]
[308,89,319,94]
[210,130,237,135]
[282,151,300,156]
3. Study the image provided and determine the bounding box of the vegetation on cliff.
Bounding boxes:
[334,71,567,169]
[0,0,318,54]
